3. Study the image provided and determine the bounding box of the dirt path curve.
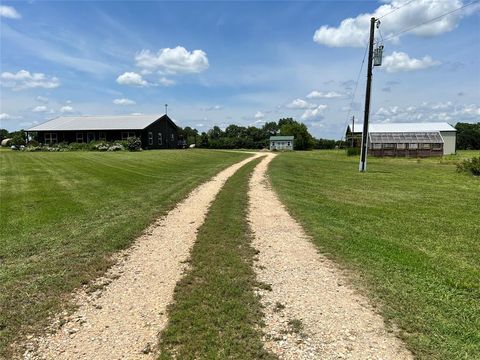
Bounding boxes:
[24,153,262,360]
[248,154,413,360]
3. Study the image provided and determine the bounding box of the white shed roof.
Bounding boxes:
[27,114,166,131]
[348,122,456,133]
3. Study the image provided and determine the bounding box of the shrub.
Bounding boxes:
[346,147,361,156]
[108,143,124,151]
[11,133,26,146]
[91,142,110,151]
[68,142,89,151]
[456,157,480,176]
[28,140,39,147]
[125,137,142,151]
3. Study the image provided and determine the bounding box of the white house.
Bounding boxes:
[270,136,294,151]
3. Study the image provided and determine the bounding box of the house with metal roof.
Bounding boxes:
[270,136,294,151]
[27,114,179,149]
[345,122,456,157]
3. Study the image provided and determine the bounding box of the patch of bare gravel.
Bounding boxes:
[248,154,413,360]
[22,153,261,360]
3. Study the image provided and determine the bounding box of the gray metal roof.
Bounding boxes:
[270,136,294,141]
[27,114,166,131]
[369,132,444,144]
[348,122,456,133]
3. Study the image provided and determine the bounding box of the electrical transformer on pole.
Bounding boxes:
[359,18,383,172]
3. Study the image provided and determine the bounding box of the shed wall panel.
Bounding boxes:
[440,131,456,155]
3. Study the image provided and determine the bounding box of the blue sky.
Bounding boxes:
[1,0,479,139]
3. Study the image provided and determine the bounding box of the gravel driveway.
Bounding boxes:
[23,154,262,360]
[248,153,413,360]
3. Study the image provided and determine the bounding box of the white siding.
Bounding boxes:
[441,131,456,155]
[270,140,293,150]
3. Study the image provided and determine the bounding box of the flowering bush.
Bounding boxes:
[125,137,142,151]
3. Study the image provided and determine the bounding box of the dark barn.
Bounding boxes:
[27,114,179,149]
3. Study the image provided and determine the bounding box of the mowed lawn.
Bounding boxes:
[0,149,248,357]
[269,151,480,359]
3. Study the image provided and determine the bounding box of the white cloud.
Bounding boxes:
[286,99,317,109]
[36,96,49,103]
[301,104,328,120]
[116,72,148,87]
[0,113,11,120]
[32,106,48,113]
[1,70,60,90]
[204,105,223,111]
[382,51,440,72]
[254,111,265,119]
[158,76,175,86]
[306,91,343,99]
[113,98,136,105]
[0,5,21,19]
[373,101,480,122]
[313,0,474,47]
[131,112,144,115]
[135,46,209,74]
[60,105,74,113]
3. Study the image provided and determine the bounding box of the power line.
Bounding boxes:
[341,44,369,141]
[383,0,479,42]
[377,0,417,20]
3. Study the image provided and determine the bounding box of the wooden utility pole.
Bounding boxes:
[359,17,376,172]
[351,115,355,147]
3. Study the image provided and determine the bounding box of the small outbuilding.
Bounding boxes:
[270,136,294,151]
[26,114,179,149]
[346,122,457,157]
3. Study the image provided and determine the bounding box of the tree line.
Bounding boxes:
[179,118,342,150]
[2,121,478,150]
[455,122,480,150]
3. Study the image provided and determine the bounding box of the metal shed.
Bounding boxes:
[345,122,457,156]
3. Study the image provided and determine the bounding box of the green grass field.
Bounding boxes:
[0,149,249,357]
[268,150,480,359]
[159,156,275,359]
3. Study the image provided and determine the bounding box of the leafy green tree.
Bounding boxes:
[278,118,295,128]
[262,122,279,136]
[10,130,27,146]
[0,129,9,141]
[279,120,314,150]
[456,122,480,150]
[207,126,224,140]
[182,126,199,145]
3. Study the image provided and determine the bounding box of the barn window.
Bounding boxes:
[408,143,418,149]
[171,133,174,141]
[76,132,84,143]
[272,142,275,146]
[420,143,430,150]
[122,131,136,140]
[373,143,382,149]
[45,132,57,144]
[397,143,406,150]
[99,132,106,141]
[383,143,395,149]
[148,132,153,145]
[432,143,442,150]
[287,142,291,146]
[158,133,163,145]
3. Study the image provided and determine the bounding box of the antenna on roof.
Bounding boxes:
[165,104,168,115]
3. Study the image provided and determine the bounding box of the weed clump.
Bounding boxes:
[456,156,480,176]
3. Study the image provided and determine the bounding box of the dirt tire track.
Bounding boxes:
[248,153,413,360]
[23,153,262,360]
